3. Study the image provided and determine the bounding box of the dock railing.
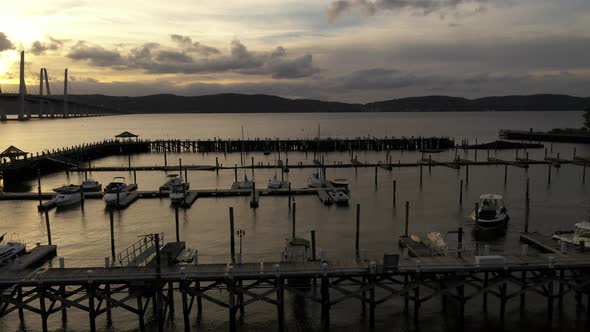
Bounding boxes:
[117,233,164,267]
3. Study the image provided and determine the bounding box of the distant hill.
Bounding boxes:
[2,93,586,114]
[365,94,590,112]
[69,93,362,113]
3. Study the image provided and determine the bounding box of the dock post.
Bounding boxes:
[428,154,432,173]
[459,180,463,206]
[547,163,552,185]
[321,274,330,331]
[37,169,43,207]
[17,285,24,321]
[419,163,423,187]
[374,166,378,187]
[525,178,530,233]
[136,293,145,332]
[181,282,190,332]
[250,181,258,208]
[573,147,577,158]
[292,202,296,238]
[184,167,188,184]
[133,168,137,184]
[583,162,586,184]
[393,180,397,208]
[234,164,238,182]
[251,156,254,175]
[355,204,360,260]
[228,278,237,332]
[179,158,183,175]
[88,282,96,332]
[404,201,410,236]
[80,189,85,211]
[109,210,115,262]
[44,210,52,246]
[128,154,131,171]
[504,163,508,184]
[175,206,180,242]
[458,226,464,258]
[164,149,168,169]
[39,283,48,332]
[216,157,219,175]
[288,182,292,209]
[465,164,469,185]
[229,207,236,264]
[414,271,421,325]
[311,230,317,260]
[276,276,285,332]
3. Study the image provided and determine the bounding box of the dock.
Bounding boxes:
[500,129,590,143]
[398,235,432,257]
[519,232,563,254]
[180,192,199,208]
[4,245,57,271]
[147,241,186,268]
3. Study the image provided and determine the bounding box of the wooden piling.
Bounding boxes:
[234,164,238,182]
[164,150,167,168]
[128,154,131,171]
[288,182,292,209]
[311,230,316,260]
[459,180,463,206]
[465,164,469,185]
[419,163,423,187]
[292,202,296,238]
[230,207,236,264]
[355,203,360,260]
[109,210,115,262]
[175,206,180,242]
[216,157,219,175]
[393,180,396,208]
[547,163,551,185]
[583,162,587,184]
[44,210,52,246]
[374,166,378,187]
[504,163,508,184]
[404,201,409,236]
[80,189,85,211]
[37,169,42,207]
[524,178,530,233]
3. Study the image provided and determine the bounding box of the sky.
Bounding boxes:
[0,0,589,103]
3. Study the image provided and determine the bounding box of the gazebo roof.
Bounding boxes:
[0,145,28,158]
[115,131,138,138]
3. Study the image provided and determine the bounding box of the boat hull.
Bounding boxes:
[103,192,128,205]
[476,214,509,229]
[54,194,82,207]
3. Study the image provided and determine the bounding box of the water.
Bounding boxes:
[0,112,588,331]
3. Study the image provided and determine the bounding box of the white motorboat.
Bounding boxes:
[329,178,349,188]
[159,174,184,194]
[267,175,282,189]
[552,221,590,248]
[307,172,325,188]
[239,175,254,190]
[473,194,509,229]
[0,241,26,266]
[103,177,137,206]
[170,183,189,203]
[53,184,82,207]
[81,179,102,192]
[328,190,350,205]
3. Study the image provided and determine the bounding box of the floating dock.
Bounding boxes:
[4,245,57,271]
[519,232,563,254]
[147,242,186,268]
[398,235,432,257]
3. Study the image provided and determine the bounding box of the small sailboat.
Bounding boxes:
[103,177,137,206]
[81,179,102,192]
[329,178,349,188]
[239,174,254,190]
[552,221,590,248]
[308,172,325,188]
[473,194,509,229]
[53,184,82,207]
[267,175,282,189]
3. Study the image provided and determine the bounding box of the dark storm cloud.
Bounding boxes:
[327,0,497,22]
[0,32,14,52]
[66,41,124,67]
[66,39,319,79]
[30,37,65,55]
[391,36,590,70]
[170,34,220,56]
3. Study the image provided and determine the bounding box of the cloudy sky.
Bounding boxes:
[0,0,589,102]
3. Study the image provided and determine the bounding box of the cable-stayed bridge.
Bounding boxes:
[0,51,126,121]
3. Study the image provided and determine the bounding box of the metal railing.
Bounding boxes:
[116,233,164,267]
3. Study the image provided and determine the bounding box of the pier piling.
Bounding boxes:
[230,207,236,264]
[404,201,409,236]
[355,204,360,260]
[524,178,530,233]
[292,202,296,238]
[459,180,463,206]
[44,210,52,246]
[175,206,180,242]
[393,180,397,208]
[109,210,115,262]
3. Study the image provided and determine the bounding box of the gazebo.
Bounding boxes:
[115,131,139,141]
[0,145,28,163]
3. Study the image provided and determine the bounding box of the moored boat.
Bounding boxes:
[307,172,325,188]
[0,241,26,266]
[329,178,349,188]
[53,184,82,207]
[238,175,254,190]
[473,194,509,229]
[103,177,137,206]
[267,175,282,189]
[81,179,102,192]
[170,183,190,203]
[552,221,590,248]
[159,174,184,194]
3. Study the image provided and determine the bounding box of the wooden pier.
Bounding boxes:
[519,232,564,254]
[3,245,57,272]
[1,251,589,332]
[500,129,590,143]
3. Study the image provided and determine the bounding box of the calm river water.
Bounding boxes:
[0,112,588,331]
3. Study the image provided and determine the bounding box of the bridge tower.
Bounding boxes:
[63,68,68,117]
[44,68,54,118]
[38,68,44,117]
[18,51,26,121]
[0,83,6,121]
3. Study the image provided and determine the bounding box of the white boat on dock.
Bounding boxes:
[81,179,102,192]
[308,172,325,188]
[103,177,138,206]
[170,183,190,203]
[53,184,82,207]
[552,221,590,248]
[267,175,282,189]
[0,240,26,266]
[159,174,185,194]
[473,194,509,229]
[238,175,254,190]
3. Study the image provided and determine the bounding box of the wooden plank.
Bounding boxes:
[4,245,57,271]
[398,236,431,258]
[519,232,563,254]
